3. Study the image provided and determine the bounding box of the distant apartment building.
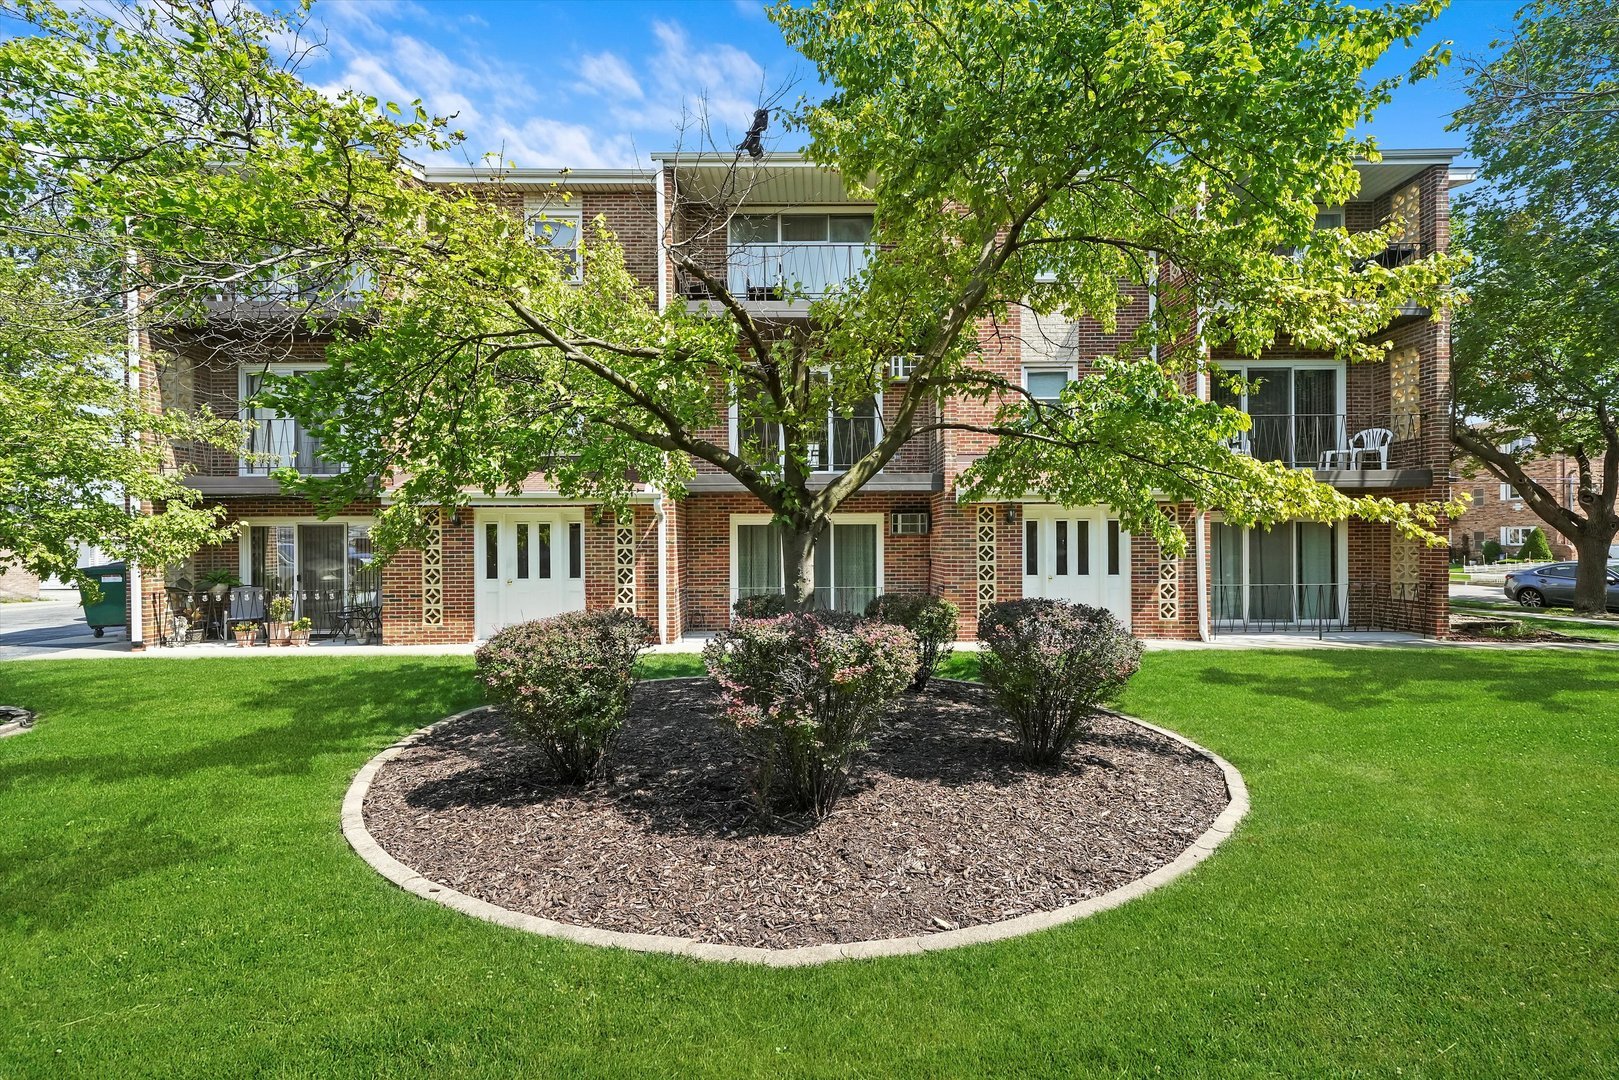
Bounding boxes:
[1452,454,1612,559]
[126,147,1474,646]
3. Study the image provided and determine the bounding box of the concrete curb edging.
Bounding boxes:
[0,721,33,739]
[341,680,1249,966]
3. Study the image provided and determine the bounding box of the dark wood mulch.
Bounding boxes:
[362,679,1230,949]
[1449,614,1600,643]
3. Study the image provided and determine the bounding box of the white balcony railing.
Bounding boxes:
[726,243,873,301]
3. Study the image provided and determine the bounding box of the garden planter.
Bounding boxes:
[234,630,257,648]
[268,621,292,646]
[185,628,205,645]
[290,629,312,647]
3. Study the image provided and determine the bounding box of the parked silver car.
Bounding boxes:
[1503,562,1619,611]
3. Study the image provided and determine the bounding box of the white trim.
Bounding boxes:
[654,173,668,312]
[728,512,885,609]
[1500,525,1534,547]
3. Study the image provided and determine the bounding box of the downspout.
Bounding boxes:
[655,492,669,644]
[124,241,145,649]
[653,170,668,313]
[1183,252,1214,643]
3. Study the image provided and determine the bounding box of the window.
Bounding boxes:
[240,367,340,476]
[244,521,376,621]
[1500,483,1522,502]
[526,202,582,282]
[1314,207,1345,230]
[1501,526,1535,547]
[889,355,918,381]
[1540,563,1576,578]
[732,516,881,613]
[568,523,582,579]
[729,213,874,245]
[1024,368,1072,405]
[1212,363,1342,468]
[732,380,881,473]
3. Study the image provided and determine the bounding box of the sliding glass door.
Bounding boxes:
[1212,521,1343,629]
[246,522,375,633]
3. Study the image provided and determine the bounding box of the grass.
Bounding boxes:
[2,650,1616,1077]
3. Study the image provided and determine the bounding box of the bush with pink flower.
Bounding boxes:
[703,612,918,824]
[978,599,1142,765]
[474,609,652,784]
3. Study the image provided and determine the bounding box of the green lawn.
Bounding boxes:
[2,651,1616,1077]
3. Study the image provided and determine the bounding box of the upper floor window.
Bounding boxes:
[1500,483,1522,502]
[526,202,582,283]
[1024,367,1072,405]
[729,213,873,246]
[1314,208,1345,230]
[724,214,875,300]
[1213,362,1344,469]
[241,367,340,476]
[730,379,881,473]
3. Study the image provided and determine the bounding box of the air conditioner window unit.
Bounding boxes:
[891,511,930,535]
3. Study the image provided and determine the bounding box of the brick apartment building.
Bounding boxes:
[1451,453,1615,560]
[128,149,1474,647]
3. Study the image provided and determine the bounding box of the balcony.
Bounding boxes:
[203,267,372,320]
[1229,412,1432,489]
[241,417,342,476]
[680,243,873,310]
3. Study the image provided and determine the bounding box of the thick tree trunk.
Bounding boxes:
[782,520,823,612]
[1571,530,1617,615]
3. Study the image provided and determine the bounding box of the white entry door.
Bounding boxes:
[1020,507,1131,626]
[475,511,586,638]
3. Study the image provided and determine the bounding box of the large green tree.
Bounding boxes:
[0,0,445,585]
[3,0,1462,609]
[1449,0,1619,612]
[280,0,1461,607]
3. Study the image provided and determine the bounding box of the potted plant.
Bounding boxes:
[289,616,313,647]
[202,568,242,599]
[267,595,295,645]
[181,606,206,644]
[232,620,259,647]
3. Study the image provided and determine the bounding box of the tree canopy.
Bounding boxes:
[1449,0,1619,611]
[1,0,1466,604]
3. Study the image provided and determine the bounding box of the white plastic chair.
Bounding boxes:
[1320,427,1392,470]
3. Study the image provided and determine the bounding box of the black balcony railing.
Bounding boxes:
[1210,581,1439,639]
[241,417,342,476]
[1230,413,1347,469]
[1355,242,1422,271]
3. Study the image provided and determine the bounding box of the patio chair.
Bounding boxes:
[1320,427,1392,470]
[227,585,267,641]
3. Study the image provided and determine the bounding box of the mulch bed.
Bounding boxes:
[1448,614,1599,643]
[362,679,1229,949]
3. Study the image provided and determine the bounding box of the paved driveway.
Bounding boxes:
[0,593,127,661]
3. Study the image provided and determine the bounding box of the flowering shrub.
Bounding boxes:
[978,599,1143,765]
[732,593,793,620]
[474,609,652,784]
[703,613,918,824]
[865,593,958,689]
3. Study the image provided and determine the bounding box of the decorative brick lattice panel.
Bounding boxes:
[1391,531,1421,601]
[421,518,443,626]
[1158,551,1180,621]
[1389,183,1421,245]
[976,506,996,611]
[614,519,636,611]
[1390,345,1421,441]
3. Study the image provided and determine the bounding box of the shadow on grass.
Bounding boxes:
[1172,648,1606,712]
[0,811,225,931]
[0,659,480,793]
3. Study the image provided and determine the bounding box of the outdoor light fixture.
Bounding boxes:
[1004,505,1020,525]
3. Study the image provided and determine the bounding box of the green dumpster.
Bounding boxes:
[77,562,127,638]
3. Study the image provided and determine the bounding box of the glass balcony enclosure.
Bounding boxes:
[725,213,874,300]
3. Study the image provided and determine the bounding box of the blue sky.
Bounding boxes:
[297,0,1524,169]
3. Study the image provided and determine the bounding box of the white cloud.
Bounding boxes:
[299,7,773,168]
[577,52,644,101]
